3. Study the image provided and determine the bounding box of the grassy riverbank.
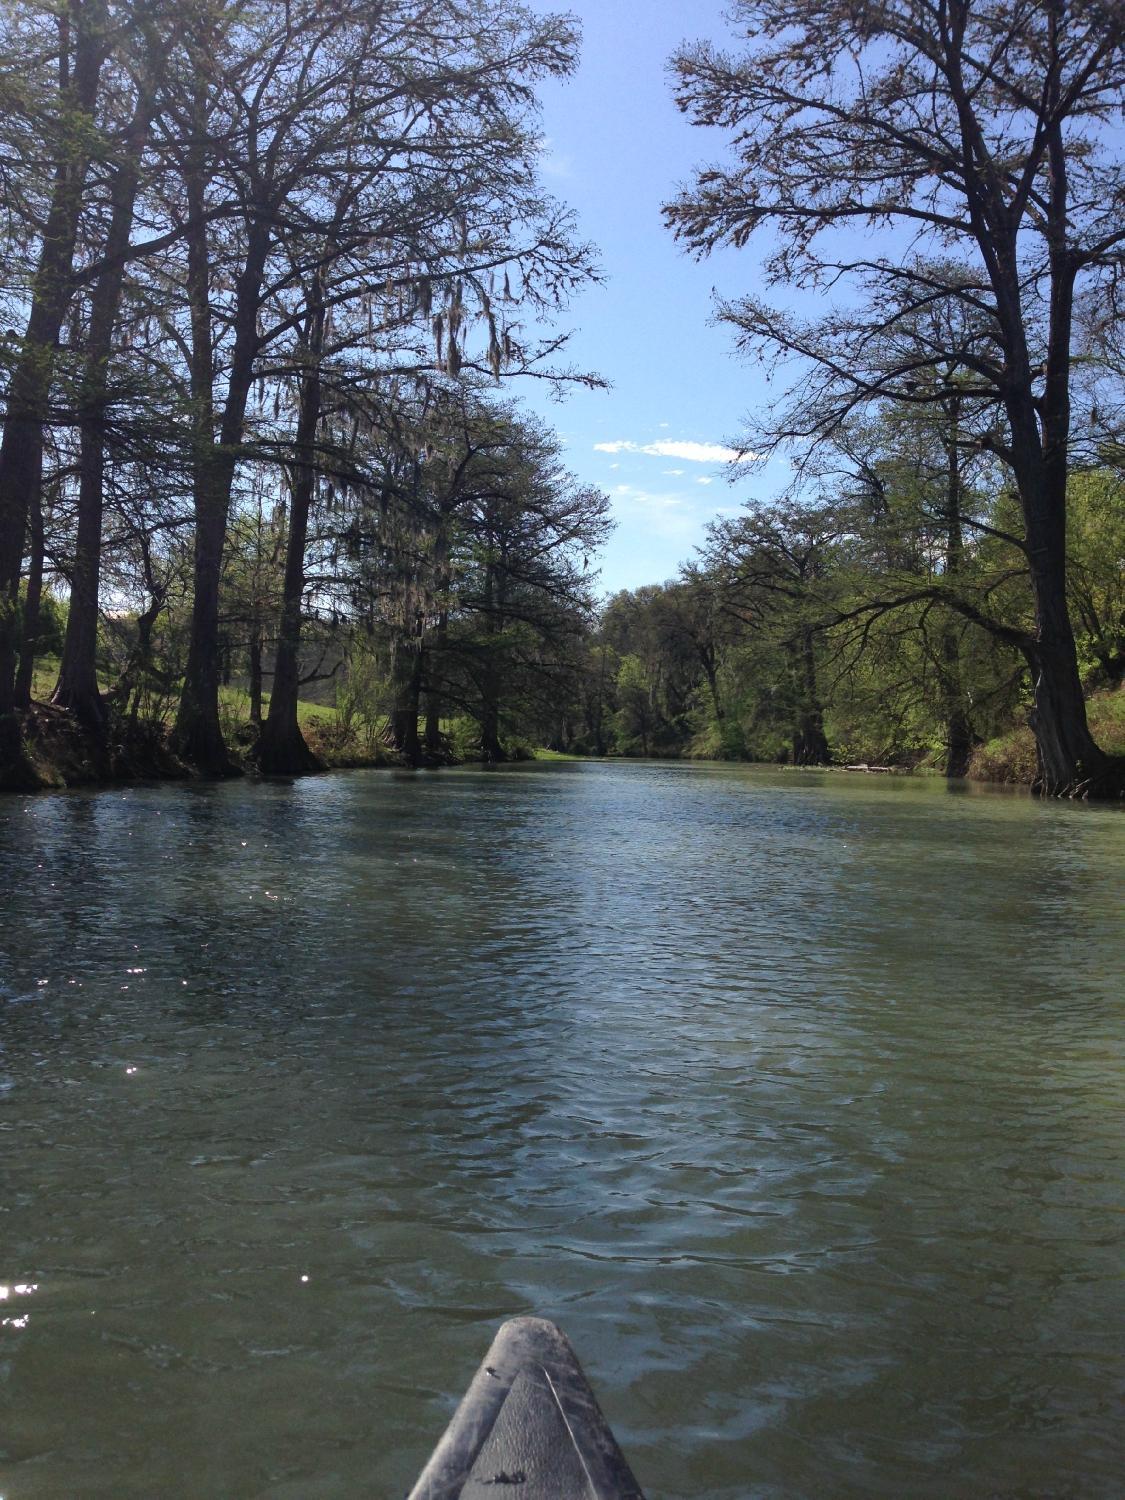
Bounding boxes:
[14,656,542,787]
[966,686,1125,785]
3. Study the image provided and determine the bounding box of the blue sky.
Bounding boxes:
[515,0,786,596]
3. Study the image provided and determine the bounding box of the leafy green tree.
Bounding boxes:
[702,501,839,764]
[1067,470,1125,688]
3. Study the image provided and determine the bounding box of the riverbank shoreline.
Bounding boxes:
[0,710,1054,799]
[6,686,1124,797]
[3,701,536,794]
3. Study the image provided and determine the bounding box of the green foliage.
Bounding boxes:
[611,653,654,755]
[966,727,1039,785]
[1068,471,1125,688]
[335,638,391,751]
[572,450,1115,783]
[17,582,66,659]
[1087,685,1125,755]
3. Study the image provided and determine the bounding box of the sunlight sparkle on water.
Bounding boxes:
[1,1284,39,1326]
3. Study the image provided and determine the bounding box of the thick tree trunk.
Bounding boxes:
[258,618,322,774]
[1006,398,1112,794]
[0,5,106,785]
[792,720,829,765]
[944,704,974,780]
[258,516,322,771]
[986,155,1119,794]
[791,627,829,765]
[701,651,724,723]
[53,413,110,726]
[53,92,152,728]
[0,399,46,784]
[1026,631,1114,795]
[386,636,423,766]
[175,464,241,772]
[173,168,268,772]
[1023,564,1114,793]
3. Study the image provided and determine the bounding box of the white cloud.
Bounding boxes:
[662,468,685,476]
[594,439,754,463]
[610,484,694,536]
[696,476,714,485]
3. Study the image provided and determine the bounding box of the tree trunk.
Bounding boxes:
[14,486,44,709]
[0,4,106,785]
[940,413,973,780]
[111,586,166,726]
[986,138,1119,794]
[944,703,974,781]
[259,282,324,776]
[1007,401,1113,794]
[479,689,502,762]
[386,635,423,766]
[248,621,263,726]
[173,162,268,772]
[479,550,504,761]
[259,503,320,756]
[1023,561,1110,794]
[423,612,448,754]
[423,518,452,756]
[53,89,153,728]
[175,459,242,772]
[703,661,724,723]
[791,627,829,765]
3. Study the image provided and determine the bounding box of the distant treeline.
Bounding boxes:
[566,447,1123,779]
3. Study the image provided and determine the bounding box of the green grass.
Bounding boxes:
[218,684,338,727]
[31,654,63,700]
[532,747,586,761]
[1088,684,1125,753]
[967,684,1125,784]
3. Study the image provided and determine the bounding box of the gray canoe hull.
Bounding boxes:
[407,1317,646,1500]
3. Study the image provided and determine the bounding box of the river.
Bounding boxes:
[1,762,1122,1498]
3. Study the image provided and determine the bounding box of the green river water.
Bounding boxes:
[1,761,1122,1498]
